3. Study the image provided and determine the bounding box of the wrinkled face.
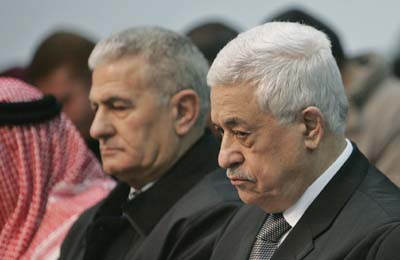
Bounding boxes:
[211,84,310,213]
[36,67,94,139]
[89,56,179,188]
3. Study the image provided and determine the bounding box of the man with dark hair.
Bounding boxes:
[186,21,239,65]
[186,22,240,137]
[26,31,100,158]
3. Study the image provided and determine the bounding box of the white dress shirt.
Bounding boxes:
[279,139,353,244]
[128,181,155,200]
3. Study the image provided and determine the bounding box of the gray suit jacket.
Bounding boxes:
[210,145,400,260]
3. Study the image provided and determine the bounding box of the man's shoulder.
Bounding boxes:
[344,222,400,260]
[355,165,400,220]
[65,198,104,234]
[59,199,103,258]
[326,148,400,224]
[66,182,128,225]
[60,183,127,258]
[370,222,400,259]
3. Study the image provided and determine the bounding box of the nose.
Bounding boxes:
[89,108,115,140]
[218,135,244,169]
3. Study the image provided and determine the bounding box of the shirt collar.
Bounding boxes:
[283,139,353,227]
[128,182,155,200]
[121,131,220,236]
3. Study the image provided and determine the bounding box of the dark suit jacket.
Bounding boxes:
[210,145,400,260]
[59,133,242,260]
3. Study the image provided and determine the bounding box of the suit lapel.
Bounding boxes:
[237,208,267,260]
[272,145,370,260]
[272,219,314,260]
[213,205,266,260]
[122,132,219,236]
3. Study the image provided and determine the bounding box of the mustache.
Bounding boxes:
[226,168,256,182]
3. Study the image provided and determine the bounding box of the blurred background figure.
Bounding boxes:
[185,21,239,65]
[25,31,101,159]
[0,66,26,81]
[266,7,346,71]
[0,77,114,260]
[391,47,400,80]
[267,7,400,186]
[186,21,240,137]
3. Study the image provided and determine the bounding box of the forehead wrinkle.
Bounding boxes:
[211,84,260,127]
[89,80,142,103]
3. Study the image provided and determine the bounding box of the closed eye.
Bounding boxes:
[232,130,250,139]
[105,98,133,111]
[109,104,129,111]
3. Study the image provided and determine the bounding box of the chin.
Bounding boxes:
[238,189,281,213]
[106,168,133,183]
[102,163,127,176]
[237,189,258,205]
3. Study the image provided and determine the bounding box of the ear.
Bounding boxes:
[300,106,324,150]
[170,89,200,136]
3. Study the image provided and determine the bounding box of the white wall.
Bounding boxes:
[1,0,400,71]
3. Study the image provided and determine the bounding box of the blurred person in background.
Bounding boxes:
[186,21,240,138]
[0,77,114,260]
[268,7,400,186]
[0,66,26,80]
[185,21,239,65]
[25,30,101,159]
[391,45,400,79]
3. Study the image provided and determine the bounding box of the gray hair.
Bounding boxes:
[207,22,348,134]
[89,26,210,128]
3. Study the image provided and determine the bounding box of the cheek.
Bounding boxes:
[102,148,144,174]
[101,155,124,174]
[245,151,287,189]
[237,190,259,205]
[121,120,162,159]
[245,149,273,174]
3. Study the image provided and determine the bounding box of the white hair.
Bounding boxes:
[207,22,348,134]
[89,26,210,128]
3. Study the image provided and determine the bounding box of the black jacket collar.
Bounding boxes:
[94,131,220,236]
[272,145,369,259]
[214,145,370,260]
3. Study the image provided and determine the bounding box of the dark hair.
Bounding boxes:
[186,22,239,65]
[267,7,346,70]
[26,31,95,86]
[393,52,400,79]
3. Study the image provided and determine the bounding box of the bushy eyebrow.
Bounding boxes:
[90,96,133,106]
[103,97,133,106]
[223,117,248,128]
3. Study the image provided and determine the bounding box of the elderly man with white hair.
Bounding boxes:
[208,22,400,260]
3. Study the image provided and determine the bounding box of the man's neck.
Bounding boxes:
[317,135,347,176]
[126,128,205,189]
[283,138,352,228]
